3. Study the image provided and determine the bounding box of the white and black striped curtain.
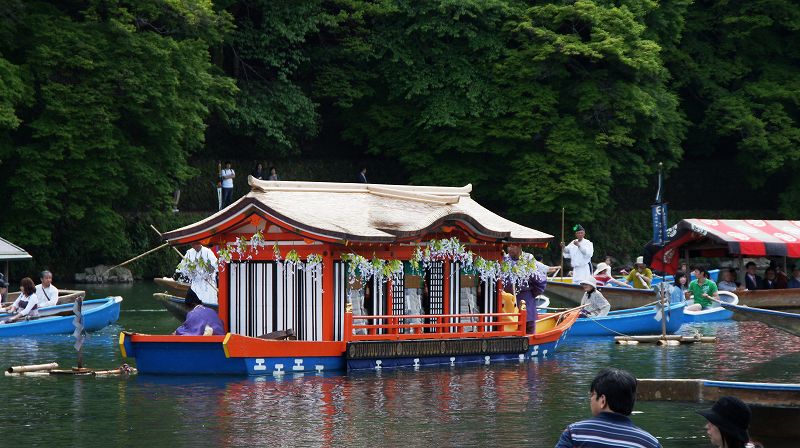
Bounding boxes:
[448,263,461,330]
[229,261,323,341]
[333,261,347,341]
[483,277,497,314]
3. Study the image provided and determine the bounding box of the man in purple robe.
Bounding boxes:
[174,288,225,336]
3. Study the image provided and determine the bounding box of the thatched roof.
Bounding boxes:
[163,178,552,244]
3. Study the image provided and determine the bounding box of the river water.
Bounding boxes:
[1,282,798,447]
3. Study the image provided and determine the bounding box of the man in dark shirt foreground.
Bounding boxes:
[555,368,661,448]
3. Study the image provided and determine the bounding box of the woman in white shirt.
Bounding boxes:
[2,278,45,323]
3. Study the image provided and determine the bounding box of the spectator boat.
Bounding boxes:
[568,301,685,337]
[153,292,218,323]
[3,289,86,307]
[0,297,122,337]
[683,291,737,323]
[153,277,190,297]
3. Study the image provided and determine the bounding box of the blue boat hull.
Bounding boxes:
[683,308,733,323]
[569,303,685,337]
[0,297,122,337]
[122,329,571,376]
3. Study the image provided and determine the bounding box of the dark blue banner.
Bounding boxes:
[651,203,668,246]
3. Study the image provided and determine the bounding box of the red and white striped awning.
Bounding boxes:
[645,219,800,273]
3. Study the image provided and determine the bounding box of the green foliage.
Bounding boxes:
[314,0,686,222]
[670,0,800,213]
[0,1,235,270]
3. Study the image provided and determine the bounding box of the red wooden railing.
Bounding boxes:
[343,308,527,342]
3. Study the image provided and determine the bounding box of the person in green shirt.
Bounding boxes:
[625,256,653,289]
[687,268,719,310]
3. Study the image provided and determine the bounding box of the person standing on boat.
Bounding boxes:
[697,396,762,448]
[555,368,661,448]
[505,244,545,333]
[578,279,610,317]
[220,161,236,207]
[173,288,224,336]
[625,257,653,289]
[268,166,279,181]
[1,278,47,323]
[179,242,218,305]
[686,268,719,311]
[561,224,594,284]
[35,270,59,307]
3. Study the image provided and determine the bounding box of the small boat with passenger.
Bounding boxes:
[568,302,685,337]
[683,291,738,323]
[0,297,122,337]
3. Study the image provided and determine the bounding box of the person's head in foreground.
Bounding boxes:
[697,396,756,448]
[589,368,637,416]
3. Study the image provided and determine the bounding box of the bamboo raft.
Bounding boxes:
[615,334,717,345]
[5,362,136,377]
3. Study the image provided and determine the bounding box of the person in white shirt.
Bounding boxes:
[177,242,219,305]
[35,270,59,307]
[534,254,559,277]
[2,277,47,323]
[220,161,236,207]
[561,224,594,284]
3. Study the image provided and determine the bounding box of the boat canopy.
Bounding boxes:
[0,237,32,261]
[645,219,800,273]
[163,177,553,245]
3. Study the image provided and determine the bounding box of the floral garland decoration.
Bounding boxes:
[410,238,544,290]
[181,230,324,283]
[341,253,403,287]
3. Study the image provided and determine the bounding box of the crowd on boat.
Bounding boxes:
[0,271,60,323]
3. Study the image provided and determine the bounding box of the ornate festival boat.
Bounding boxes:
[120,179,580,374]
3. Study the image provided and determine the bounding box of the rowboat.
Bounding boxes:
[683,291,737,323]
[637,378,800,440]
[0,297,122,337]
[719,301,800,337]
[153,277,189,297]
[568,302,685,337]
[3,289,85,307]
[546,279,657,309]
[153,293,219,323]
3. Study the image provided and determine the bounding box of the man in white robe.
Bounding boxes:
[178,242,218,305]
[561,224,594,284]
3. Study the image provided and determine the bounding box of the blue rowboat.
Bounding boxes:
[683,291,737,323]
[569,302,685,337]
[720,301,800,337]
[0,297,122,337]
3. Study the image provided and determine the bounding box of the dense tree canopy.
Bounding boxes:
[0,0,797,273]
[0,1,235,267]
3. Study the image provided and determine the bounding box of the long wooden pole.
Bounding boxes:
[560,207,565,280]
[102,243,171,275]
